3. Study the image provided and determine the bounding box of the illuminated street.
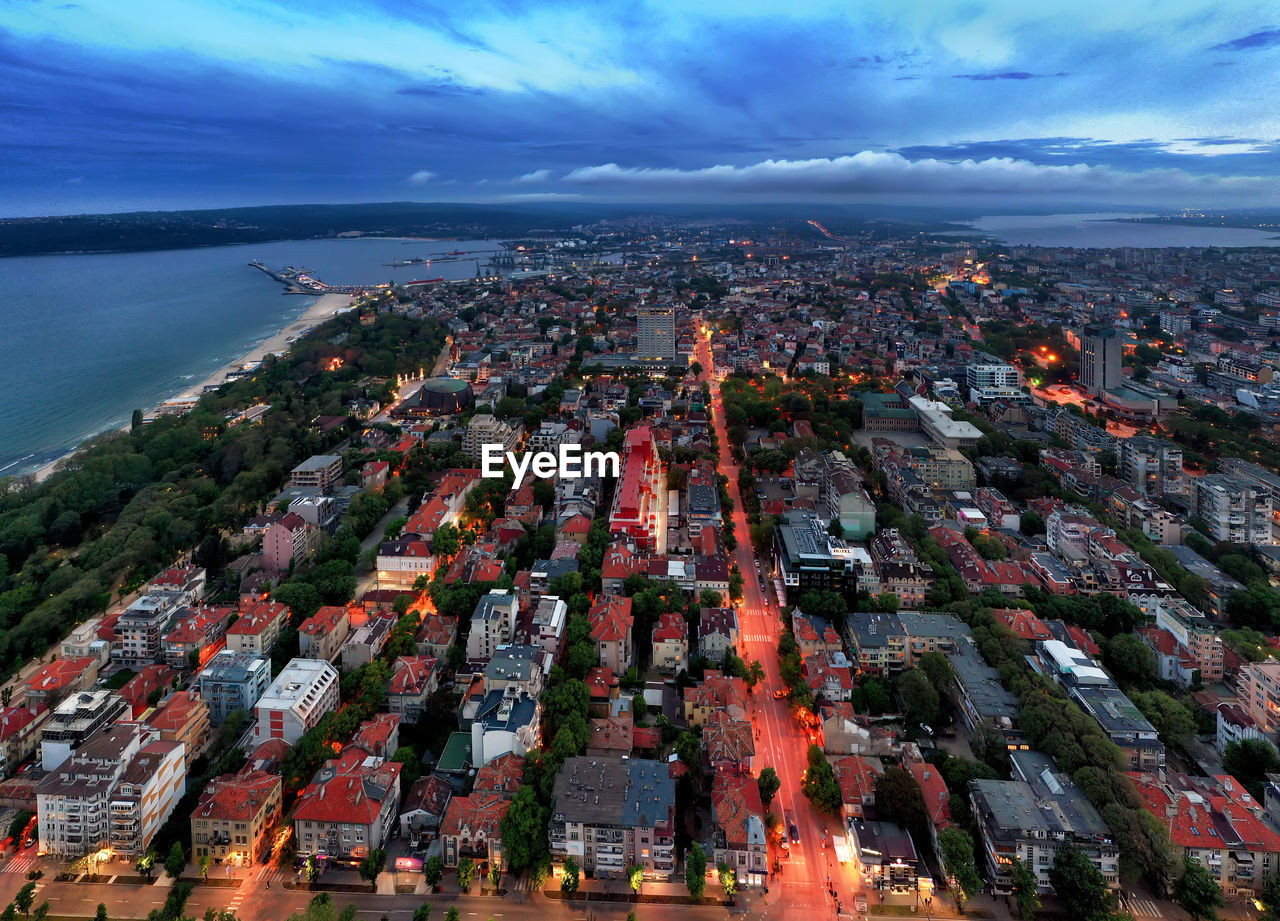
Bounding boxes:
[696,329,862,916]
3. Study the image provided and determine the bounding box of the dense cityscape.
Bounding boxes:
[4,222,1280,921]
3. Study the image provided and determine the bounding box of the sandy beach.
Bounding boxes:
[28,292,355,485]
[173,292,355,399]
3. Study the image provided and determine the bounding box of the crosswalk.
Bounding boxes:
[0,854,39,875]
[1128,899,1161,917]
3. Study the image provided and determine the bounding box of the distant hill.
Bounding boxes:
[0,200,992,257]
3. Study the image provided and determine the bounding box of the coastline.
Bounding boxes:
[26,291,355,485]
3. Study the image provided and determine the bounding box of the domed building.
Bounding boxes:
[393,377,475,419]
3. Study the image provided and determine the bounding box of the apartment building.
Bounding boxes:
[589,595,635,673]
[650,611,689,674]
[387,656,440,725]
[251,658,340,748]
[225,600,288,657]
[263,513,313,572]
[114,592,185,667]
[461,413,520,461]
[970,751,1118,894]
[289,455,343,493]
[39,690,128,771]
[297,605,355,663]
[467,590,518,661]
[1193,474,1273,545]
[549,757,677,880]
[772,510,859,605]
[1129,772,1280,899]
[0,706,48,776]
[711,772,769,888]
[1119,436,1184,497]
[37,724,185,860]
[191,768,283,865]
[1239,661,1280,733]
[293,745,402,861]
[147,690,211,768]
[195,651,272,725]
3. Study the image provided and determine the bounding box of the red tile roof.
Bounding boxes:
[651,610,687,643]
[589,595,634,643]
[832,755,880,809]
[906,760,952,830]
[26,657,96,694]
[473,751,524,797]
[293,750,402,825]
[703,710,754,766]
[439,792,510,839]
[192,769,281,822]
[1129,771,1280,854]
[147,690,207,734]
[299,605,357,638]
[389,656,438,696]
[712,772,765,849]
[229,600,288,636]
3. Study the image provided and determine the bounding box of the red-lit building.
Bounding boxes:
[608,426,665,550]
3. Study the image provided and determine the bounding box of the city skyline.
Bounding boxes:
[3,0,1280,215]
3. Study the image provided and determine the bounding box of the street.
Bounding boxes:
[695,329,860,915]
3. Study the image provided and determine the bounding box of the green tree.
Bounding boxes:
[757,767,781,808]
[560,857,580,895]
[1173,856,1224,921]
[1224,738,1280,798]
[500,786,550,874]
[938,827,981,909]
[13,882,36,918]
[875,767,932,857]
[898,668,941,728]
[339,906,357,921]
[136,849,157,880]
[718,862,737,901]
[95,905,109,921]
[918,650,954,689]
[445,911,460,921]
[1131,690,1196,749]
[632,693,648,721]
[1048,848,1115,921]
[358,847,386,885]
[29,905,46,921]
[488,863,501,890]
[627,864,644,897]
[745,659,765,690]
[1010,857,1040,920]
[199,855,212,882]
[411,905,431,921]
[423,856,444,890]
[456,857,475,892]
[685,843,707,900]
[433,523,460,558]
[801,745,842,815]
[1102,634,1158,688]
[165,841,186,878]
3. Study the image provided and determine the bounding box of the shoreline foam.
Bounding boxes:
[25,291,355,485]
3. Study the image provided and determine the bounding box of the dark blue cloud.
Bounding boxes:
[1212,29,1280,51]
[1,2,1279,214]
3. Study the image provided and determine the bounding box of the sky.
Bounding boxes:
[3,0,1280,215]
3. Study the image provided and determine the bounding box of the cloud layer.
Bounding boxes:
[1,1,1280,213]
[563,152,1280,205]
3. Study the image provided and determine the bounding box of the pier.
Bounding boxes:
[248,260,365,295]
